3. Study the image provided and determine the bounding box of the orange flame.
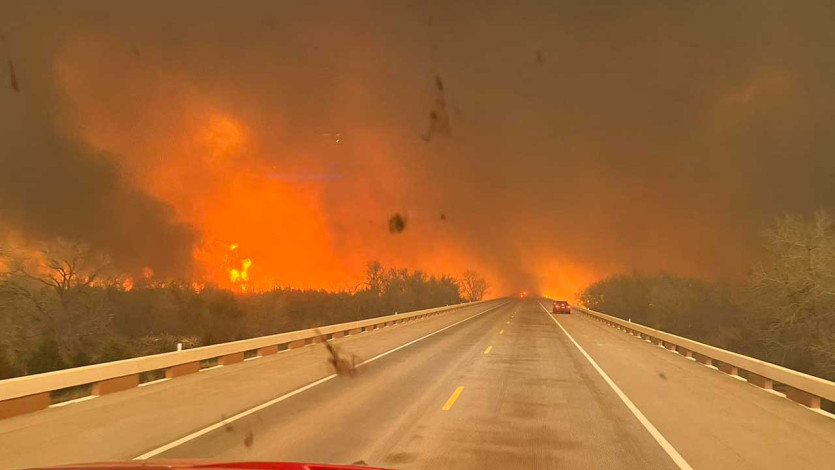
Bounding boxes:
[226,243,252,292]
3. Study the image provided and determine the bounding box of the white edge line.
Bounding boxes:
[537,301,693,470]
[133,301,508,460]
[49,395,98,408]
[138,378,171,388]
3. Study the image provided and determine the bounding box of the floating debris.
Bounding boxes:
[8,60,19,93]
[315,329,358,377]
[388,213,407,233]
[421,75,451,142]
[440,213,447,221]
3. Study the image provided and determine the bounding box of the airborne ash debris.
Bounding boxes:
[8,60,19,92]
[421,75,451,142]
[388,213,406,234]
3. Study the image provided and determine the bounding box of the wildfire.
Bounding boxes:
[51,39,582,296]
[226,243,252,292]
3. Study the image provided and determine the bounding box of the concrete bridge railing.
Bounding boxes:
[575,305,835,411]
[0,299,500,420]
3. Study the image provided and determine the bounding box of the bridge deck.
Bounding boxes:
[1,299,832,469]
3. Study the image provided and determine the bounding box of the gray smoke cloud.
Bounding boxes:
[0,11,195,276]
[2,1,835,293]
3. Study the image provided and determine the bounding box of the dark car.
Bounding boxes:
[552,301,570,314]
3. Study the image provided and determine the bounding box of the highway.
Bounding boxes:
[1,299,834,469]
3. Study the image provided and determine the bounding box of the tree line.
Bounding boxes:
[0,245,488,379]
[580,211,835,382]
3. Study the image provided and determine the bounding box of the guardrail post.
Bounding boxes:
[93,375,139,395]
[678,348,694,359]
[747,373,773,390]
[786,387,821,409]
[0,393,50,420]
[166,362,201,378]
[218,352,244,366]
[663,341,677,352]
[717,362,739,376]
[692,353,713,367]
[258,345,278,356]
[650,337,663,346]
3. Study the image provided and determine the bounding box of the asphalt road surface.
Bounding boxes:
[1,299,833,469]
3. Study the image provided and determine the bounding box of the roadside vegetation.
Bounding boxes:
[0,247,488,379]
[580,211,835,381]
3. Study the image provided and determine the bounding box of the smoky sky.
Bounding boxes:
[0,11,195,276]
[2,1,835,293]
[0,106,195,276]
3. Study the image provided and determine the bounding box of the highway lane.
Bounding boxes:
[156,300,679,469]
[0,301,507,470]
[553,303,835,470]
[7,298,831,469]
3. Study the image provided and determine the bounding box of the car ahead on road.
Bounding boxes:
[552,301,571,314]
[23,462,389,470]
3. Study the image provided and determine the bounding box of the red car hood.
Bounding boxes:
[24,461,389,470]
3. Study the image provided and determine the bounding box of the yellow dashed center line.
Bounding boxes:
[484,345,493,354]
[499,329,504,335]
[442,386,465,411]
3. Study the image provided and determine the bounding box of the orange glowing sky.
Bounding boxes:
[53,35,577,295]
[5,1,833,300]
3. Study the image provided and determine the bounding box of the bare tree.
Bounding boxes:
[749,211,835,377]
[0,238,115,368]
[460,270,488,301]
[3,238,114,305]
[364,261,384,294]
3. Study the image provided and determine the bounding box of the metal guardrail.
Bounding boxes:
[0,299,501,419]
[574,305,835,410]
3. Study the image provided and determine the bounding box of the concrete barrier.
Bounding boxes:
[257,345,278,356]
[166,362,200,379]
[575,306,835,410]
[0,299,499,420]
[218,352,244,366]
[0,393,49,420]
[93,375,139,396]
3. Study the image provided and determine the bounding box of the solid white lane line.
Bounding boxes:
[134,301,509,460]
[537,301,693,470]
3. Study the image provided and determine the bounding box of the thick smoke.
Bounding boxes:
[0,18,195,276]
[2,1,835,295]
[0,111,195,275]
